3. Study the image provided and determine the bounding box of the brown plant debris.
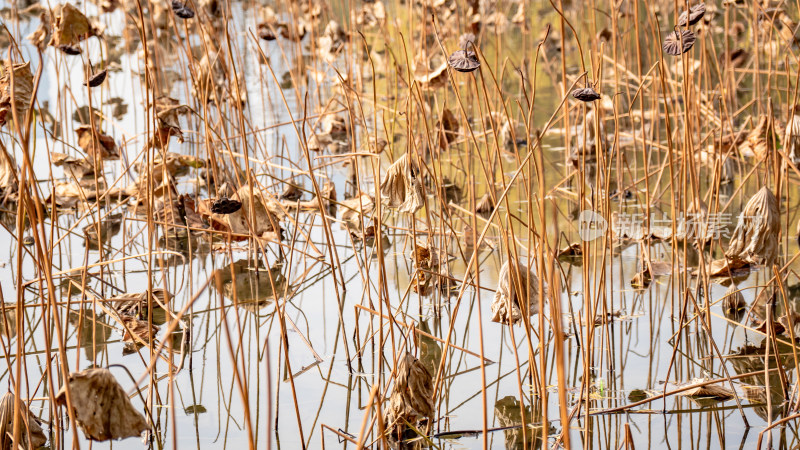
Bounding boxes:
[476,192,495,215]
[75,125,119,160]
[783,105,800,163]
[725,186,780,265]
[447,49,480,72]
[380,153,424,214]
[55,368,149,441]
[663,29,696,55]
[678,3,707,26]
[384,352,434,434]
[679,378,735,401]
[52,3,96,48]
[572,87,601,102]
[491,260,545,324]
[740,115,776,159]
[721,285,747,319]
[0,392,47,450]
[0,61,33,128]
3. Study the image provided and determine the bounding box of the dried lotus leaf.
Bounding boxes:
[678,3,706,27]
[379,154,424,214]
[679,378,735,402]
[740,115,776,159]
[0,61,33,129]
[0,392,47,450]
[662,29,696,55]
[725,186,780,266]
[571,87,601,102]
[52,3,94,47]
[55,368,149,441]
[491,260,545,324]
[384,352,434,433]
[447,49,480,72]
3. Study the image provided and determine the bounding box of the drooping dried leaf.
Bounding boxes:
[572,87,601,102]
[663,29,696,55]
[84,69,107,87]
[171,0,195,19]
[27,12,52,51]
[447,49,480,72]
[0,61,33,129]
[0,392,47,450]
[55,368,149,441]
[678,3,706,26]
[380,153,424,214]
[491,260,545,324]
[725,186,780,265]
[52,3,94,47]
[384,352,434,433]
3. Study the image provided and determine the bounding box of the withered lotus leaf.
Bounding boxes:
[678,3,706,27]
[0,61,33,129]
[725,186,780,266]
[52,3,94,48]
[384,352,434,431]
[379,153,424,214]
[84,69,107,88]
[662,29,696,55]
[447,49,480,72]
[171,0,195,19]
[491,260,545,324]
[75,125,119,160]
[0,392,47,450]
[571,87,601,102]
[55,368,149,441]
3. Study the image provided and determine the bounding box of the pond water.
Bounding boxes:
[0,0,799,448]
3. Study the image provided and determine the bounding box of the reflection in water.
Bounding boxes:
[82,213,123,250]
[730,340,796,422]
[68,309,111,361]
[211,260,288,313]
[493,396,553,450]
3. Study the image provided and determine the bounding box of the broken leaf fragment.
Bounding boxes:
[55,368,149,441]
